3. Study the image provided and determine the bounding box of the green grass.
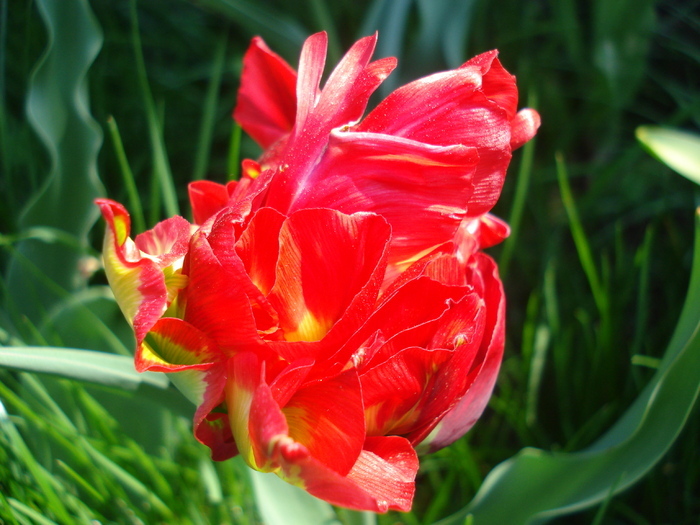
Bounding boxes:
[2,0,699,523]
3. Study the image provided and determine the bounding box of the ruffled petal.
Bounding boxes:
[96,199,185,343]
[289,130,478,263]
[419,253,505,451]
[227,351,416,512]
[461,51,517,119]
[355,63,515,217]
[183,227,272,357]
[234,36,297,149]
[188,180,235,225]
[510,107,541,150]
[266,209,390,361]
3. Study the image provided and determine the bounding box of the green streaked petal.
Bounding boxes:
[137,318,222,372]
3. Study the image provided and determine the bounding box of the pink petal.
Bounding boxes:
[510,107,541,150]
[134,216,191,266]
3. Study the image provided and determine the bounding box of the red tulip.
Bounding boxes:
[98,31,538,512]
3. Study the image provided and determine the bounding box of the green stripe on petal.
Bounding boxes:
[137,318,222,372]
[169,368,211,406]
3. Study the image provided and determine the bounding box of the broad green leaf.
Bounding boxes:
[6,0,104,324]
[249,469,341,525]
[0,346,168,391]
[437,207,700,524]
[636,126,700,185]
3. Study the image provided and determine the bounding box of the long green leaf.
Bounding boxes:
[437,207,700,524]
[0,346,168,391]
[5,0,104,323]
[636,126,700,185]
[249,470,341,525]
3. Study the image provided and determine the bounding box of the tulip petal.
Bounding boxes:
[254,384,417,512]
[183,227,272,357]
[345,436,417,512]
[136,317,220,373]
[188,180,235,225]
[192,365,237,461]
[293,31,327,133]
[461,51,517,120]
[289,131,478,263]
[234,36,297,149]
[267,209,390,360]
[312,34,394,133]
[420,253,505,451]
[510,107,542,150]
[282,370,366,476]
[234,207,286,297]
[96,199,188,344]
[355,64,514,217]
[361,346,453,436]
[275,435,417,513]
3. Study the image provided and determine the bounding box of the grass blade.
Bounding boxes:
[193,29,229,181]
[129,0,179,218]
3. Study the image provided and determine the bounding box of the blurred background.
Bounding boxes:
[1,0,699,523]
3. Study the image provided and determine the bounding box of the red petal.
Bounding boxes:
[345,436,417,512]
[282,370,365,476]
[267,209,390,361]
[318,275,468,379]
[183,228,272,358]
[273,435,417,512]
[356,66,514,217]
[263,34,395,214]
[134,216,191,265]
[96,199,171,344]
[192,365,236,461]
[235,207,286,297]
[290,131,478,263]
[461,51,518,120]
[361,346,453,435]
[454,213,511,260]
[136,317,221,373]
[234,36,297,149]
[188,180,231,225]
[293,32,328,132]
[311,34,394,134]
[421,253,505,451]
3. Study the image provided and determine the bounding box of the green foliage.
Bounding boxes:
[5,0,104,325]
[1,0,699,524]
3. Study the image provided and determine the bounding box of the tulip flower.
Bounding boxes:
[98,31,539,513]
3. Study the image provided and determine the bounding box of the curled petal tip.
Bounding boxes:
[510,108,541,150]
